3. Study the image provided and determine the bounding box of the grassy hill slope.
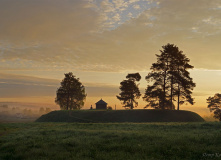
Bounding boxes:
[36,109,204,122]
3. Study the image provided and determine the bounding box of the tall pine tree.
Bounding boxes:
[143,43,195,110]
[117,73,141,109]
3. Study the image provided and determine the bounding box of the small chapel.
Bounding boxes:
[95,99,107,110]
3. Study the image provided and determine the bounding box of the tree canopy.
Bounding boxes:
[116,73,141,109]
[55,72,86,110]
[143,43,195,110]
[207,93,221,121]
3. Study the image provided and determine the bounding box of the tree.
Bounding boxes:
[107,106,113,110]
[143,84,174,109]
[143,43,195,110]
[171,49,195,110]
[116,73,141,109]
[45,107,51,113]
[55,72,86,110]
[39,107,45,114]
[0,104,8,109]
[207,93,221,121]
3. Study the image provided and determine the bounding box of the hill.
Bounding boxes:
[36,109,204,122]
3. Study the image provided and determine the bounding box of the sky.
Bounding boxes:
[0,0,221,116]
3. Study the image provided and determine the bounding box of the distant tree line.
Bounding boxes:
[0,105,51,118]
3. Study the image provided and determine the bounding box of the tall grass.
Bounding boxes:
[0,122,221,159]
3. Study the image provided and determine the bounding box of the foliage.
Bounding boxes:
[116,73,141,109]
[1,122,221,160]
[55,72,86,110]
[0,105,8,108]
[143,43,195,110]
[39,107,45,114]
[39,107,51,114]
[107,106,112,110]
[207,93,221,121]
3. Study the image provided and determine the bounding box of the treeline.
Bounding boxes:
[0,105,52,118]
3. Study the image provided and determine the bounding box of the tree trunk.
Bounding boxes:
[66,90,70,110]
[163,72,166,110]
[177,83,180,110]
[177,67,180,110]
[170,75,173,110]
[131,99,133,109]
[66,96,69,110]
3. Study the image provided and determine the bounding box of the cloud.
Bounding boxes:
[133,4,140,10]
[0,73,120,98]
[129,0,140,3]
[112,13,121,22]
[1,0,221,73]
[0,0,100,41]
[85,83,119,97]
[128,12,133,18]
[0,73,59,97]
[112,0,129,10]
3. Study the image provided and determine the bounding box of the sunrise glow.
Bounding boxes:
[1,0,221,117]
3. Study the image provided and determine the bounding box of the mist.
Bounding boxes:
[0,102,59,122]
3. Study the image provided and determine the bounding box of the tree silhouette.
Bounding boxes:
[39,107,45,114]
[171,47,195,110]
[107,106,113,110]
[143,43,195,110]
[55,72,86,110]
[117,73,141,109]
[207,93,221,121]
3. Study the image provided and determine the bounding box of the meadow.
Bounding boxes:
[1,122,221,160]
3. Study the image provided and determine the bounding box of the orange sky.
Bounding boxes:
[0,0,221,116]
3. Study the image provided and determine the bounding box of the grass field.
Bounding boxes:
[0,122,221,160]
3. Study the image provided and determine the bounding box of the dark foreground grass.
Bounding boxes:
[0,122,221,160]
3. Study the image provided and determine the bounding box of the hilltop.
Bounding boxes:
[36,109,204,122]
